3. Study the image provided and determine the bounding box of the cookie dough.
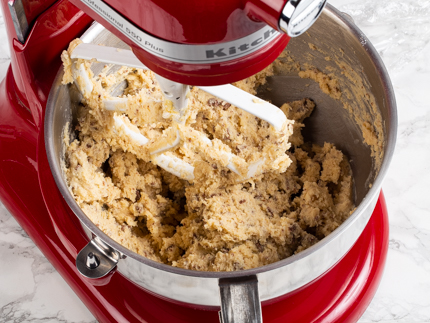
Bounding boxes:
[61,41,355,271]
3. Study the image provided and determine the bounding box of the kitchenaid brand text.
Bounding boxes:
[205,29,277,59]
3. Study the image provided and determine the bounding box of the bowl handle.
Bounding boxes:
[76,237,120,279]
[219,275,262,323]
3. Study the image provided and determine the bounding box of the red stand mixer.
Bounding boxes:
[69,0,326,85]
[0,0,396,322]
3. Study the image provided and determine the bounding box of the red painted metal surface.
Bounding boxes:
[91,0,288,43]
[21,0,58,28]
[0,1,388,321]
[101,0,264,44]
[1,0,92,127]
[68,0,291,85]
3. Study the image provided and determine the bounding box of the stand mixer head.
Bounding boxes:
[69,0,327,85]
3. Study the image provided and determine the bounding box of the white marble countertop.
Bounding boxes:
[1,0,430,322]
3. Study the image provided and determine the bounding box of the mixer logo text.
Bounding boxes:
[205,28,277,59]
[144,41,164,53]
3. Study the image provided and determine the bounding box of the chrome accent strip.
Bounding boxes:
[8,0,29,44]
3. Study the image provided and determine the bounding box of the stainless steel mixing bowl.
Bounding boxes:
[45,5,397,323]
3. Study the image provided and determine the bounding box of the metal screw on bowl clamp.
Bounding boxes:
[86,252,100,269]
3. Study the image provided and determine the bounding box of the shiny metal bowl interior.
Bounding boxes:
[45,4,396,308]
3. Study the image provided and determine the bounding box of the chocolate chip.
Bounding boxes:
[290,223,299,233]
[135,189,141,201]
[207,98,219,106]
[255,242,265,252]
[222,103,231,110]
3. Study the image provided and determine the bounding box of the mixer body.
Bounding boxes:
[68,0,326,85]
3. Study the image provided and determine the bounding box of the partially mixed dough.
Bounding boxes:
[61,40,354,271]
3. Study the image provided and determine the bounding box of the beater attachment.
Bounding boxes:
[63,41,294,182]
